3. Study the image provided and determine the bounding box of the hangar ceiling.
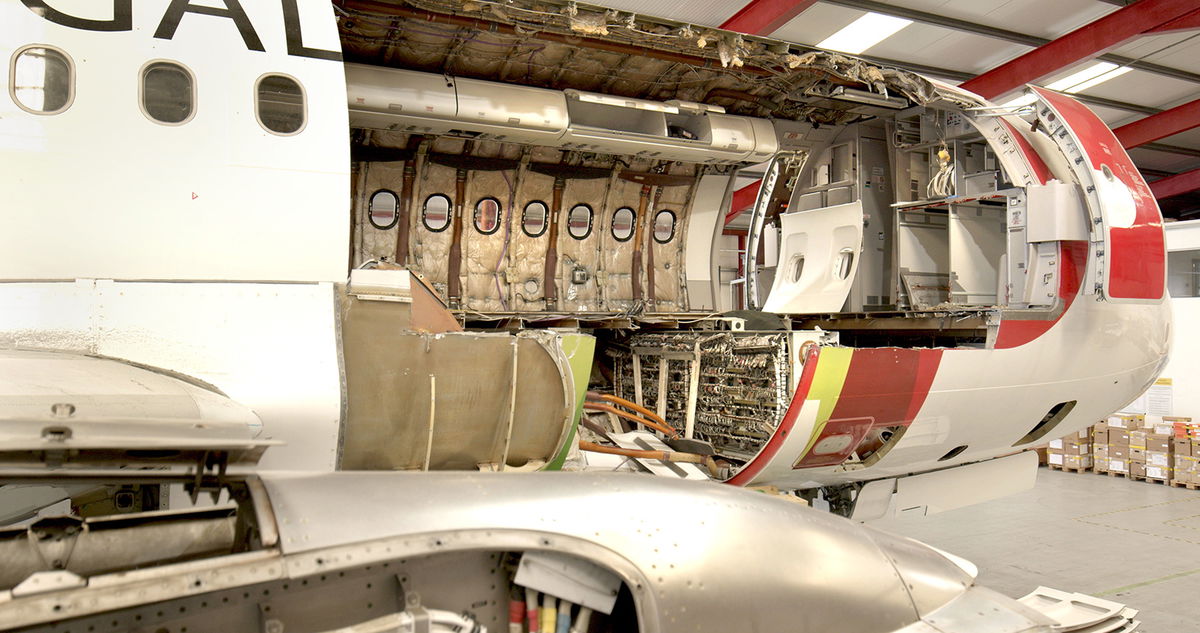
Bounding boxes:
[584,0,1200,219]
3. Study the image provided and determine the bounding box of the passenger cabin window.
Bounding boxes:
[368,190,399,230]
[10,46,72,114]
[567,204,593,239]
[611,207,635,242]
[653,209,676,243]
[141,61,194,125]
[835,248,854,280]
[789,255,805,282]
[522,201,548,237]
[256,74,305,135]
[423,194,451,232]
[475,197,501,235]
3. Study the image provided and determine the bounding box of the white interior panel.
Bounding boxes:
[763,201,863,314]
[948,205,1006,305]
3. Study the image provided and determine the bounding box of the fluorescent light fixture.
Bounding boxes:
[997,61,1133,108]
[817,13,913,55]
[827,86,908,109]
[1046,62,1132,94]
[999,93,1037,109]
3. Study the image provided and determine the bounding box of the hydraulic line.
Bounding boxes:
[582,402,678,438]
[587,392,669,427]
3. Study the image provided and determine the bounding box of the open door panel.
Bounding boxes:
[1029,87,1165,303]
[763,201,864,314]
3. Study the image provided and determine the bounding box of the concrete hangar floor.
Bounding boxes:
[875,468,1200,632]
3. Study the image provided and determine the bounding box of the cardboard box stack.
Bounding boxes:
[1047,427,1093,471]
[1168,417,1200,487]
[1102,415,1139,475]
[1093,414,1200,485]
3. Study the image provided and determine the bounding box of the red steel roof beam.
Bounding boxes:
[720,0,821,36]
[1146,7,1200,33]
[1114,98,1200,148]
[724,181,763,226]
[960,0,1200,100]
[1149,167,1200,199]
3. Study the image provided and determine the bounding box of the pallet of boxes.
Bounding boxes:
[1094,414,1197,487]
[1046,427,1093,472]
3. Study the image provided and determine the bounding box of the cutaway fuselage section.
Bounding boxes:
[0,0,1170,516]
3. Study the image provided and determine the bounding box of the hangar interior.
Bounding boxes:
[2,0,1200,632]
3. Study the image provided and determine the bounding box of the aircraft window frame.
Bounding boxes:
[789,254,805,282]
[255,73,307,136]
[368,189,399,230]
[522,200,549,238]
[474,197,503,235]
[139,60,196,126]
[422,194,452,233]
[9,44,74,115]
[835,248,855,280]
[652,209,677,244]
[566,203,594,240]
[611,207,635,242]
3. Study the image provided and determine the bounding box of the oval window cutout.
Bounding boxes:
[142,61,194,125]
[790,254,805,282]
[567,204,593,240]
[368,190,399,230]
[474,197,501,235]
[11,46,73,114]
[522,201,548,237]
[835,248,855,280]
[653,209,676,244]
[423,194,451,232]
[611,207,635,242]
[256,74,305,135]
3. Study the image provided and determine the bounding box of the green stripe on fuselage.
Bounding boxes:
[545,333,596,471]
[799,347,854,459]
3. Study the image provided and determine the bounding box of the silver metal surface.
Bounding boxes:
[262,471,956,633]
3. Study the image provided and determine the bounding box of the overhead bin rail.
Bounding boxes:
[345,63,778,164]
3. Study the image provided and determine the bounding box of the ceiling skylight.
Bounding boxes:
[1046,61,1133,93]
[998,62,1134,108]
[817,13,913,55]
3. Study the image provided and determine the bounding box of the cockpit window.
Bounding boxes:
[256,74,305,135]
[10,45,73,115]
[141,61,195,125]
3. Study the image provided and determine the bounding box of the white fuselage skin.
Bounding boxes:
[0,1,1171,495]
[0,0,349,470]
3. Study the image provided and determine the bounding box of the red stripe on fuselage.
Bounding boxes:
[794,348,944,468]
[1000,119,1051,185]
[725,346,822,486]
[994,240,1087,349]
[1033,88,1165,301]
